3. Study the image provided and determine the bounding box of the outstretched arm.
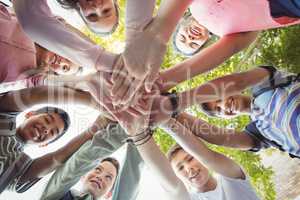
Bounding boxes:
[135,138,190,200]
[163,119,245,179]
[0,86,101,113]
[13,0,117,71]
[176,112,256,150]
[160,31,259,92]
[176,66,270,112]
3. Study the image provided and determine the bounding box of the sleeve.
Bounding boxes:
[251,65,294,97]
[40,124,127,200]
[13,0,117,71]
[8,153,41,193]
[111,144,144,200]
[244,122,272,152]
[125,0,156,41]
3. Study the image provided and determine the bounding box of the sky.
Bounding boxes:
[0,0,170,199]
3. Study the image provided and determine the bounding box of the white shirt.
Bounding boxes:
[12,0,155,71]
[189,175,260,200]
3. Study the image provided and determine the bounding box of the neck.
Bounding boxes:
[34,44,47,70]
[15,127,27,143]
[193,176,217,193]
[240,97,252,114]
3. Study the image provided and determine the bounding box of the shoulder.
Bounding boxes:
[218,175,260,200]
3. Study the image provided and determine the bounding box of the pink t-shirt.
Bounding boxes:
[0,4,36,83]
[190,0,300,36]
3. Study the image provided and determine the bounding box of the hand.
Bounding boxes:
[110,56,146,108]
[86,115,115,139]
[86,71,154,135]
[120,25,167,92]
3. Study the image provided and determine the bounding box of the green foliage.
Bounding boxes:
[81,1,300,199]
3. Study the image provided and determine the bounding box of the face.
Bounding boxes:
[175,16,209,55]
[19,112,65,144]
[204,95,248,118]
[78,0,118,33]
[43,51,80,75]
[82,161,118,198]
[171,150,210,190]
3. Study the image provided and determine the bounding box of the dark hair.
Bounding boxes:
[167,144,184,162]
[34,106,71,144]
[172,12,218,57]
[101,157,120,174]
[56,0,120,35]
[199,102,217,117]
[56,0,79,9]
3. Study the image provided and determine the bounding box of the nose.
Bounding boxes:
[188,167,196,177]
[188,34,195,40]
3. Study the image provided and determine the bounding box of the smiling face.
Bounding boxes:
[81,161,118,198]
[18,112,65,145]
[77,0,118,33]
[43,51,80,75]
[171,149,210,190]
[174,16,209,56]
[203,95,251,118]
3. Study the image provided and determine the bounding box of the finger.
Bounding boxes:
[111,56,124,84]
[126,107,144,117]
[111,68,128,98]
[145,66,159,92]
[134,99,151,115]
[112,75,133,105]
[119,78,143,106]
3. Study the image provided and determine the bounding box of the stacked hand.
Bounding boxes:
[85,66,156,136]
[110,23,167,109]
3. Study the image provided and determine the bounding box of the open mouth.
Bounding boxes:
[188,25,204,39]
[229,97,236,114]
[189,170,200,181]
[90,180,102,189]
[32,126,41,142]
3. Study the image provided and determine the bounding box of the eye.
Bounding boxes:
[62,65,70,72]
[178,165,184,171]
[50,130,55,137]
[44,116,50,124]
[190,42,200,49]
[179,34,186,43]
[105,175,113,181]
[102,8,111,16]
[187,156,193,162]
[95,167,102,173]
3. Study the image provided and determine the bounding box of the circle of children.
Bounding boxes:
[1,0,300,199]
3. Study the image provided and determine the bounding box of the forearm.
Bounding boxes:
[125,0,155,38]
[136,138,190,199]
[31,86,103,111]
[177,67,270,111]
[176,113,255,150]
[160,32,259,92]
[150,0,193,43]
[53,131,94,165]
[20,130,93,182]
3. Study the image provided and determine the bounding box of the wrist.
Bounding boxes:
[97,51,120,72]
[146,17,168,45]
